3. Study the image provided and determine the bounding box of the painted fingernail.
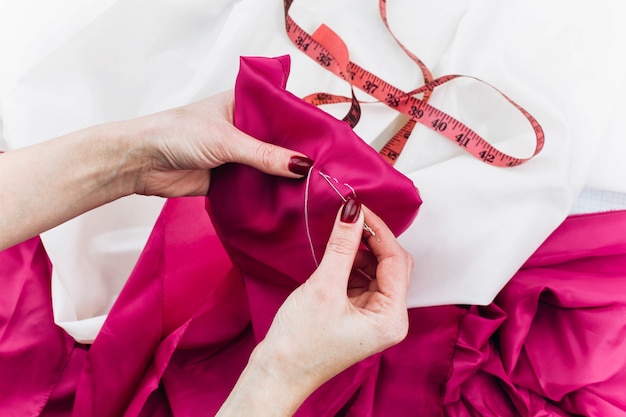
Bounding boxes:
[288,156,313,176]
[340,197,361,224]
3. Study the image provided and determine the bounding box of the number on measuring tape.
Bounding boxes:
[455,133,469,147]
[479,150,495,163]
[431,119,447,132]
[409,106,423,118]
[283,0,545,167]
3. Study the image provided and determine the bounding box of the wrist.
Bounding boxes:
[90,118,152,199]
[216,344,318,417]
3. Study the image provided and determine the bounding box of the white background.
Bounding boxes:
[1,0,625,341]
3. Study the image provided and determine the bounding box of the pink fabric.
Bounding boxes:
[208,54,422,340]
[445,211,626,416]
[78,54,422,417]
[6,207,626,416]
[3,55,626,416]
[72,197,241,417]
[0,236,75,416]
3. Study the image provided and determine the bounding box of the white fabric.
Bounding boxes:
[1,0,625,341]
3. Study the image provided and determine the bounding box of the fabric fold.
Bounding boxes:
[209,54,422,339]
[445,210,626,416]
[0,237,75,416]
[3,53,626,417]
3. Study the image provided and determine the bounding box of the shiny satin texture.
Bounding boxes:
[0,237,75,416]
[5,0,626,328]
[4,56,626,416]
[208,55,422,338]
[444,211,626,416]
[5,206,626,416]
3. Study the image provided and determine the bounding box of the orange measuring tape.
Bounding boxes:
[284,0,545,167]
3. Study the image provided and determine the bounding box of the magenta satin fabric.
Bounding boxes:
[0,236,75,416]
[3,56,626,416]
[5,207,626,416]
[444,211,626,416]
[208,55,422,340]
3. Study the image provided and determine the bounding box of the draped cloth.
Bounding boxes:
[4,204,626,416]
[5,2,625,338]
[2,55,626,416]
[208,55,422,339]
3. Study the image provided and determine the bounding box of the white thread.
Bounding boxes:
[319,171,347,202]
[318,170,376,238]
[343,183,357,198]
[303,165,319,267]
[305,168,380,267]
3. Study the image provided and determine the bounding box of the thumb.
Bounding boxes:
[314,197,364,287]
[225,127,313,178]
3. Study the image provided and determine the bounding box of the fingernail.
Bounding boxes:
[340,197,361,224]
[288,156,313,176]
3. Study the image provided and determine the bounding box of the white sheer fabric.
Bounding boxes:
[1,0,625,342]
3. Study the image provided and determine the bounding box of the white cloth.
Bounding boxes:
[1,0,625,342]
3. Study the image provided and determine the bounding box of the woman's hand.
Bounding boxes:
[217,200,413,416]
[130,90,311,197]
[0,90,310,250]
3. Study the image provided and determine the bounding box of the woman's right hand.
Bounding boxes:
[217,200,413,416]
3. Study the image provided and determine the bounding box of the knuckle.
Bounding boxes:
[256,144,277,171]
[214,138,233,162]
[326,234,356,257]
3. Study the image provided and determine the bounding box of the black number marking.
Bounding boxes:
[479,150,495,163]
[295,36,309,51]
[432,119,447,131]
[455,133,469,147]
[317,52,332,67]
[386,93,399,107]
[363,80,378,93]
[409,105,424,119]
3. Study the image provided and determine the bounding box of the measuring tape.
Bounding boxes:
[283,0,545,167]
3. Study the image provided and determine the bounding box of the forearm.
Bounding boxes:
[0,121,145,250]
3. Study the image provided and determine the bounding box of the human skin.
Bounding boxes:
[216,203,412,416]
[0,90,310,251]
[0,90,412,415]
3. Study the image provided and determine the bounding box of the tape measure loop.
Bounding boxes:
[284,0,545,167]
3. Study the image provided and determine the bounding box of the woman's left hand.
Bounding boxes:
[0,90,310,250]
[129,90,310,197]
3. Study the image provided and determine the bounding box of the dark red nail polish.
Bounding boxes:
[288,156,313,176]
[340,197,361,224]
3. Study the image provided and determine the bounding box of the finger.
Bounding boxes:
[225,127,313,179]
[360,206,401,259]
[314,197,364,288]
[361,206,413,301]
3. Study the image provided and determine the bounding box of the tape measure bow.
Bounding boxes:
[284,0,545,167]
